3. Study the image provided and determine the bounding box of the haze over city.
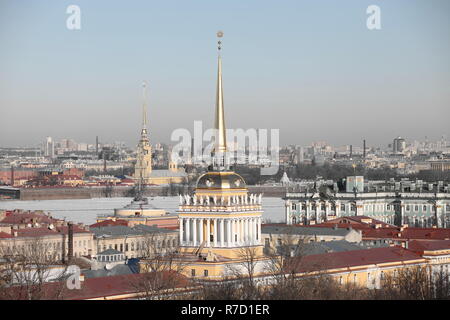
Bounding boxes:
[1,0,449,148]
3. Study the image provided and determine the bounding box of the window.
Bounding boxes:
[415,205,419,212]
[406,205,410,211]
[291,203,296,210]
[204,270,208,277]
[341,204,346,211]
[191,269,196,277]
[265,239,270,247]
[339,276,343,285]
[423,205,427,212]
[125,243,129,252]
[321,204,326,211]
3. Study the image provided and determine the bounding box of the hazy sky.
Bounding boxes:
[1,0,449,149]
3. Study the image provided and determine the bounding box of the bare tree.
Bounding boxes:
[0,238,69,300]
[224,246,265,299]
[372,266,431,299]
[130,233,188,300]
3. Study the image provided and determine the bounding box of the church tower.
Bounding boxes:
[177,32,266,267]
[134,81,152,183]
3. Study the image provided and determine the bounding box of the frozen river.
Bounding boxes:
[0,197,286,225]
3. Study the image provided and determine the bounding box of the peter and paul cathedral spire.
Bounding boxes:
[134,81,152,186]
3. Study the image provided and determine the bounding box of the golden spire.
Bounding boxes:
[214,31,227,154]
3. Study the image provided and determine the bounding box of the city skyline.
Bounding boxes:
[1,1,449,148]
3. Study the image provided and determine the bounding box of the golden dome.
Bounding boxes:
[196,171,246,190]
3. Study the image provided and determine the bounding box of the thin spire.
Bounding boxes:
[214,31,227,155]
[141,81,148,136]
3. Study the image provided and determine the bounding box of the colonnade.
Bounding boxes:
[179,216,261,247]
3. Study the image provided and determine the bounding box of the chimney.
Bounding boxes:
[10,166,14,187]
[68,222,74,262]
[363,140,366,159]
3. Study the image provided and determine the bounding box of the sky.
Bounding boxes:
[0,0,449,149]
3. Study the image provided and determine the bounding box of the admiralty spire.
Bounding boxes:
[169,32,271,281]
[213,30,228,171]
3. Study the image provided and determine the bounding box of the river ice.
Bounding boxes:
[0,197,286,225]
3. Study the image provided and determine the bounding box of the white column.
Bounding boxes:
[253,218,257,244]
[186,218,190,245]
[220,219,224,247]
[179,217,184,245]
[245,218,249,244]
[193,218,197,246]
[227,219,231,246]
[249,218,255,244]
[199,218,204,244]
[232,219,236,246]
[213,219,217,247]
[206,218,210,247]
[239,219,243,245]
[258,217,262,244]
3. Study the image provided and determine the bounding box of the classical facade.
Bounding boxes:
[284,178,450,228]
[178,174,264,259]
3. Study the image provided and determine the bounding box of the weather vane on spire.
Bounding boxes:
[217,30,223,51]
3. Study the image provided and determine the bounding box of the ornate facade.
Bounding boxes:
[285,186,450,228]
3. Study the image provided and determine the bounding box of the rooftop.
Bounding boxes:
[287,246,425,274]
[91,224,175,238]
[262,224,355,237]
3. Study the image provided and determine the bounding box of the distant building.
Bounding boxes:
[284,176,450,228]
[91,225,178,259]
[430,160,450,172]
[393,136,406,154]
[133,83,187,185]
[44,137,54,159]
